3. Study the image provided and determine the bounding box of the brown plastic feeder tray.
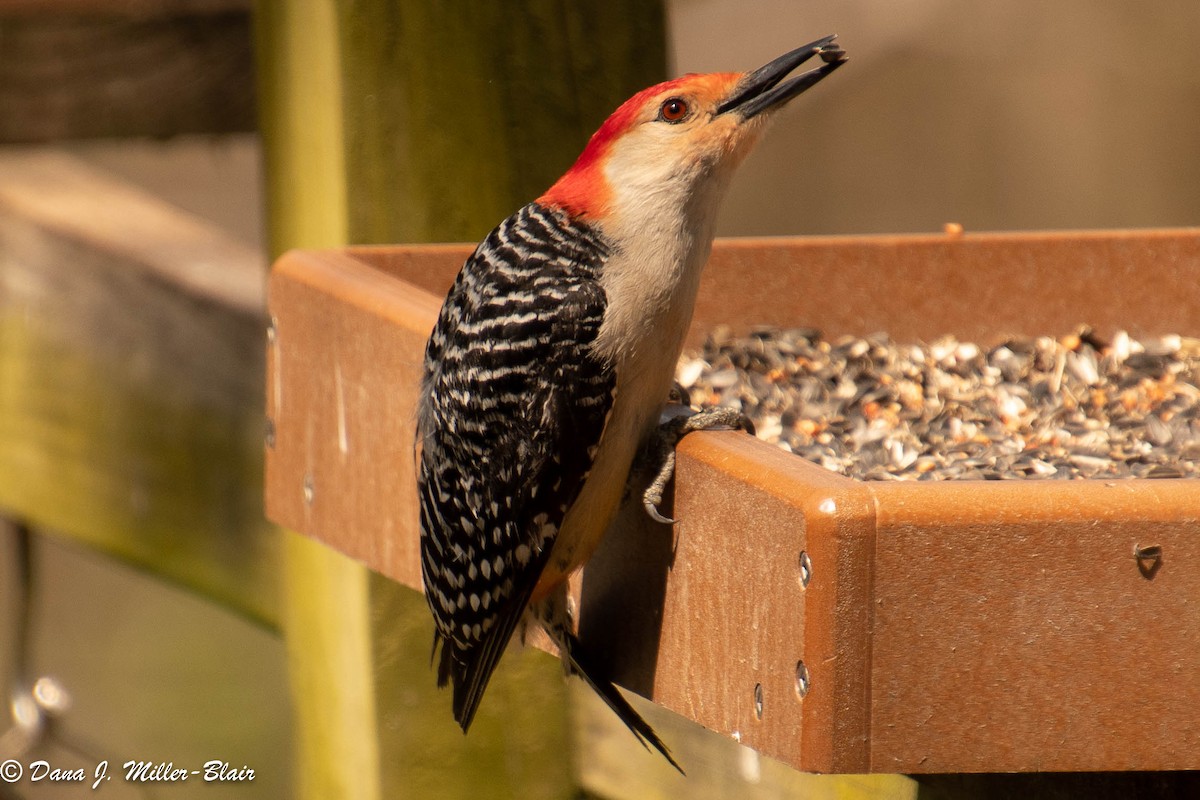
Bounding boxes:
[265,228,1200,775]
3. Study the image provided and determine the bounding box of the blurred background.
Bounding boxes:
[0,1,1196,798]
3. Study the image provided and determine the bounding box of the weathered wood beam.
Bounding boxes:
[0,6,255,142]
[0,149,275,625]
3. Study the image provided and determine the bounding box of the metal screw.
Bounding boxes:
[32,677,70,715]
[265,418,276,448]
[795,661,810,698]
[753,683,764,720]
[799,550,812,588]
[267,317,278,344]
[303,474,315,505]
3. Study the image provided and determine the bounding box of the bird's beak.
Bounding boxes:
[716,35,847,119]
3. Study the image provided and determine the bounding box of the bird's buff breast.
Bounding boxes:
[531,241,706,601]
[530,354,676,601]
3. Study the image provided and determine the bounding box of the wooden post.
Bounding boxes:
[255,3,378,798]
[256,2,668,796]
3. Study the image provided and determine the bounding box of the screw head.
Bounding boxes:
[795,661,810,698]
[33,676,71,714]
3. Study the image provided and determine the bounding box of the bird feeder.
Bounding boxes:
[265,227,1200,774]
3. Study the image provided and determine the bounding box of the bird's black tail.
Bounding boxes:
[561,630,684,775]
[432,611,684,774]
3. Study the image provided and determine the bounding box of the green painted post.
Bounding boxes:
[256,2,666,796]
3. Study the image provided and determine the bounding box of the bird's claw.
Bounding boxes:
[642,445,678,524]
[644,502,676,526]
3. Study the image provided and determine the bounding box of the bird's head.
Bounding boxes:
[539,35,847,228]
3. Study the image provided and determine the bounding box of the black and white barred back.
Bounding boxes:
[417,202,615,727]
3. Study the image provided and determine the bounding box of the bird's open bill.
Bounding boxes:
[717,34,848,119]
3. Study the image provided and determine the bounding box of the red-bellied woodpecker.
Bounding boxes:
[417,36,847,771]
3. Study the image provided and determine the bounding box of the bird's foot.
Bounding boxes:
[641,406,755,524]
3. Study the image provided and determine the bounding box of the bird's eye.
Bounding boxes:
[658,97,689,123]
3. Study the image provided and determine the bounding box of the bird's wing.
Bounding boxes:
[417,203,615,729]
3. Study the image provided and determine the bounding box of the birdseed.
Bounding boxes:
[676,327,1200,481]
